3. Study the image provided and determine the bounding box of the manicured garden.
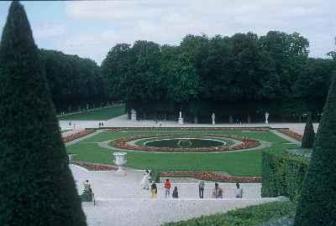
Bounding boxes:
[58,104,125,120]
[163,201,296,226]
[66,128,298,177]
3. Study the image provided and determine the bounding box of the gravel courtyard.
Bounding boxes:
[71,165,280,226]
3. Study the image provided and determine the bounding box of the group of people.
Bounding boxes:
[147,177,243,199]
[80,180,95,204]
[150,179,179,199]
[199,181,243,199]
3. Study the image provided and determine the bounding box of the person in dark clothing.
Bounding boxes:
[172,186,178,199]
[151,182,157,198]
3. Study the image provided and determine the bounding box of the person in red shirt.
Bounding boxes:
[164,179,172,198]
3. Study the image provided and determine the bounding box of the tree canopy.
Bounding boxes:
[102,31,335,121]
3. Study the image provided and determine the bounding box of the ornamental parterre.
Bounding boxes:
[110,135,260,152]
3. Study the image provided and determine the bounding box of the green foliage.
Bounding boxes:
[301,114,315,148]
[261,150,309,201]
[294,73,336,225]
[40,49,107,112]
[163,201,296,226]
[102,31,335,121]
[0,2,86,225]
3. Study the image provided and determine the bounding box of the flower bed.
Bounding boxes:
[63,129,95,143]
[277,129,302,141]
[111,135,260,152]
[160,171,261,183]
[73,161,117,171]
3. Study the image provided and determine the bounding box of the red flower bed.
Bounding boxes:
[277,129,302,141]
[73,161,117,171]
[111,135,260,152]
[63,129,95,143]
[160,171,261,183]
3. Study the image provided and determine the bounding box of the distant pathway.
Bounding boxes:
[65,130,105,146]
[270,130,300,145]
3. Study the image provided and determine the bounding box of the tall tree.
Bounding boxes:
[0,2,86,225]
[294,73,336,225]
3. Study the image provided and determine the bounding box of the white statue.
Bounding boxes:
[211,113,216,125]
[140,169,151,190]
[265,112,269,124]
[178,111,184,124]
[131,109,137,121]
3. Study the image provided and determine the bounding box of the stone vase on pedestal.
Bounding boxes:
[113,152,127,176]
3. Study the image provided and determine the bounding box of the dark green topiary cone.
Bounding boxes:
[301,113,315,148]
[0,2,86,225]
[294,72,336,225]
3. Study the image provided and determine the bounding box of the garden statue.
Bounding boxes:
[178,111,184,124]
[265,112,269,124]
[211,113,216,125]
[131,109,137,121]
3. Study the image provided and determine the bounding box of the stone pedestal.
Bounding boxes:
[113,152,127,176]
[131,109,137,121]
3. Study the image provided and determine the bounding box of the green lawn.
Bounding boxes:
[59,104,125,120]
[163,201,296,226]
[66,129,298,176]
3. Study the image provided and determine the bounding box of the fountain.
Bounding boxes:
[113,152,127,176]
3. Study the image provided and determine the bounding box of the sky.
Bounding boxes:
[0,0,335,65]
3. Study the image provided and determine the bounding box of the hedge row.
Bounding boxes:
[261,150,309,201]
[163,201,296,226]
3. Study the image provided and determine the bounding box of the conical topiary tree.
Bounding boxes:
[301,113,315,148]
[0,2,86,225]
[294,73,336,225]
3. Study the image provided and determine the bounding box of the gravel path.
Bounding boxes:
[270,130,300,145]
[70,165,280,226]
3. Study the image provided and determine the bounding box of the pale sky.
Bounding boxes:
[0,0,335,64]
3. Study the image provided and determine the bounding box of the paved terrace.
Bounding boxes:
[60,114,319,135]
[71,165,280,226]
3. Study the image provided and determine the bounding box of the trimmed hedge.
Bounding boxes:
[163,201,296,226]
[261,150,309,201]
[301,114,315,148]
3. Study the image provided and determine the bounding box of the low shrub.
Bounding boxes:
[261,150,309,201]
[163,201,296,226]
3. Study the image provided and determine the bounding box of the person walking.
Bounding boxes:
[212,182,223,198]
[151,182,157,198]
[199,180,205,199]
[164,179,172,198]
[235,183,243,198]
[172,186,179,199]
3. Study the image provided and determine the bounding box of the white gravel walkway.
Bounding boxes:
[71,165,280,226]
[59,114,319,135]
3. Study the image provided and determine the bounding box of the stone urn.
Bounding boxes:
[113,152,127,175]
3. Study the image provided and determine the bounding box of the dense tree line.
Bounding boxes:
[102,31,335,122]
[40,49,107,113]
